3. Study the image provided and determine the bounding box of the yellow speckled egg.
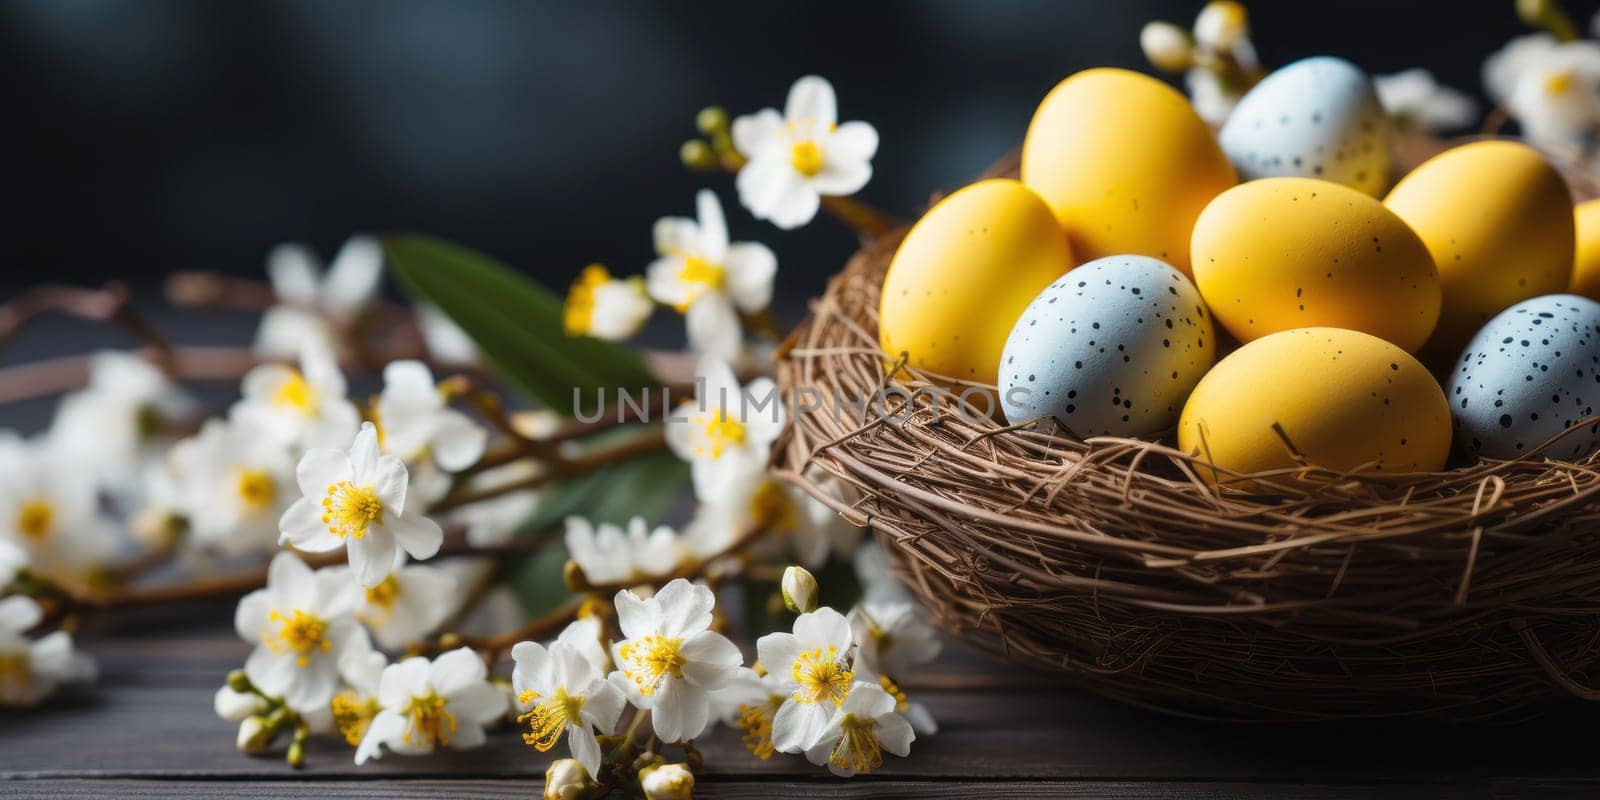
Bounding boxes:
[879,179,1072,382]
[1384,141,1574,362]
[1178,327,1450,480]
[1191,178,1440,353]
[1569,199,1600,301]
[1021,68,1236,276]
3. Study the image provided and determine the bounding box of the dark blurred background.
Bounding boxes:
[0,0,1591,319]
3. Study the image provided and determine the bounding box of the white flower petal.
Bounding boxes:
[388,511,444,561]
[695,190,729,263]
[295,447,352,500]
[431,409,487,472]
[266,243,321,306]
[785,75,838,131]
[730,108,786,159]
[348,528,401,587]
[569,725,603,779]
[722,243,777,313]
[686,294,743,361]
[321,235,384,315]
[279,497,341,552]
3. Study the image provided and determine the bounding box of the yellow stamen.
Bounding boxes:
[516,686,586,751]
[749,481,798,532]
[330,690,381,746]
[829,713,884,775]
[564,264,613,336]
[616,633,685,696]
[735,694,786,760]
[878,675,910,714]
[235,469,277,514]
[365,576,400,612]
[16,499,53,541]
[273,370,316,413]
[1546,69,1577,96]
[320,481,384,539]
[693,411,746,460]
[403,691,456,748]
[668,256,726,313]
[264,609,331,667]
[791,645,853,706]
[789,140,824,177]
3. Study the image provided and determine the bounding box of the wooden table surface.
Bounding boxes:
[5,604,1600,799]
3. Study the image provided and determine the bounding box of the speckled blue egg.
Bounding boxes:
[1000,255,1216,436]
[1219,56,1391,196]
[1448,294,1600,460]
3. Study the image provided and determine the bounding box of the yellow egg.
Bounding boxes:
[879,179,1072,382]
[1569,198,1600,301]
[1384,140,1574,362]
[1021,68,1236,276]
[1177,327,1450,479]
[1191,178,1440,353]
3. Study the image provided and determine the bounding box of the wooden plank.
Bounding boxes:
[9,663,1600,784]
[6,779,1600,799]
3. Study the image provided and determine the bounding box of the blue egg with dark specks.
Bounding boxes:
[1219,56,1391,196]
[1000,255,1215,436]
[1448,294,1600,460]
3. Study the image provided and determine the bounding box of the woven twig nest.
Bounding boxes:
[772,139,1600,722]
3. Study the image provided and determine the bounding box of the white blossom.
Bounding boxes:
[233,340,362,451]
[0,432,118,585]
[665,356,783,503]
[712,666,788,760]
[169,417,295,555]
[732,76,878,229]
[375,360,487,473]
[609,579,742,742]
[565,516,682,586]
[565,264,654,342]
[234,552,362,713]
[556,616,611,674]
[849,601,942,678]
[1374,69,1479,131]
[647,191,776,360]
[544,757,596,800]
[329,630,388,746]
[511,639,627,778]
[354,647,509,763]
[415,303,478,364]
[1485,33,1600,149]
[328,554,458,651]
[759,607,857,754]
[255,236,384,358]
[639,762,695,800]
[801,681,914,777]
[48,350,192,494]
[0,595,95,706]
[279,422,444,588]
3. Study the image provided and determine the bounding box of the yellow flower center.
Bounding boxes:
[735,694,786,760]
[402,691,456,748]
[1546,69,1576,96]
[235,469,277,514]
[365,576,400,612]
[516,685,587,751]
[330,690,381,746]
[789,140,824,177]
[16,499,54,541]
[693,411,746,460]
[617,633,685,696]
[670,256,726,313]
[0,649,31,701]
[749,481,799,532]
[563,264,613,336]
[829,713,884,775]
[273,370,316,414]
[264,609,331,667]
[320,481,384,539]
[791,645,853,706]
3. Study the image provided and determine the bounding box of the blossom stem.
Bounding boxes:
[408,598,584,660]
[429,426,667,514]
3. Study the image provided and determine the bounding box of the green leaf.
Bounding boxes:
[382,234,658,416]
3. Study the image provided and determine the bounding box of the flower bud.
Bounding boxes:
[639,762,695,800]
[680,139,717,171]
[544,758,595,800]
[1193,1,1248,52]
[236,716,276,754]
[781,565,819,614]
[286,737,306,768]
[695,106,729,135]
[214,685,268,722]
[1140,22,1194,73]
[226,668,254,694]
